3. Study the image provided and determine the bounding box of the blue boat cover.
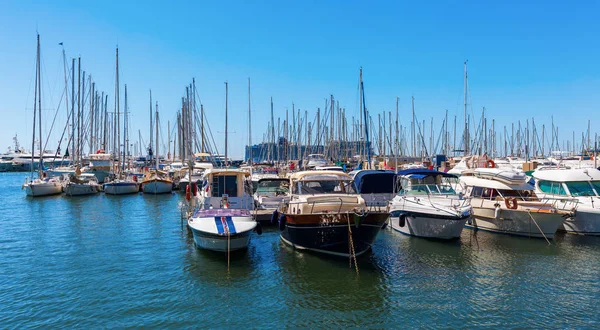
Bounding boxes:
[352,170,397,194]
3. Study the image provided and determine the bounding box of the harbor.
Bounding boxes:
[2,171,600,328]
[3,2,600,328]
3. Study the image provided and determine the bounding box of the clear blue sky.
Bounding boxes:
[1,0,598,157]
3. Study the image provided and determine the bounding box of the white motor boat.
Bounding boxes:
[388,169,471,239]
[188,209,257,252]
[189,168,258,252]
[64,173,101,196]
[460,168,566,239]
[533,168,600,235]
[253,177,290,210]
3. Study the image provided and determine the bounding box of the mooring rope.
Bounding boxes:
[527,210,551,246]
[347,213,359,276]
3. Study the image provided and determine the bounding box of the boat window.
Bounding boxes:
[565,181,598,197]
[470,186,484,198]
[256,180,289,196]
[481,188,500,200]
[538,180,567,196]
[298,180,355,194]
[212,175,238,197]
[496,189,537,201]
[591,181,600,195]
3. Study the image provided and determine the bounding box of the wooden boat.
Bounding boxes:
[276,170,388,257]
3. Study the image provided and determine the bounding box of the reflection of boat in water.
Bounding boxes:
[276,170,388,257]
[389,169,471,240]
[460,168,565,239]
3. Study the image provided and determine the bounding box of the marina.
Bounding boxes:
[2,171,600,328]
[2,2,600,328]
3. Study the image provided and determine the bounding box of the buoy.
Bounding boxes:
[494,204,501,219]
[486,159,496,168]
[271,210,279,225]
[185,185,191,201]
[278,214,287,231]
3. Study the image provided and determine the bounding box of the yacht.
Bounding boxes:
[63,173,101,196]
[141,169,173,194]
[388,169,471,239]
[533,168,600,235]
[253,177,290,210]
[306,154,328,169]
[460,168,565,238]
[275,170,388,257]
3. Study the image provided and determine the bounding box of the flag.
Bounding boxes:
[59,42,63,46]
[64,148,69,157]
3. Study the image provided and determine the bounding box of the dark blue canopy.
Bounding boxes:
[352,170,397,194]
[396,168,458,178]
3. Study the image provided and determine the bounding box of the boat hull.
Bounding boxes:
[280,212,388,257]
[142,180,172,194]
[389,211,468,239]
[64,183,100,196]
[467,207,563,238]
[561,208,600,235]
[104,182,139,195]
[25,181,63,197]
[188,213,256,252]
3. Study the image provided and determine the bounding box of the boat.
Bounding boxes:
[188,169,257,252]
[533,168,600,235]
[141,170,173,194]
[103,74,139,196]
[141,101,173,194]
[276,170,389,257]
[22,35,65,197]
[187,83,258,252]
[63,172,101,196]
[460,168,565,239]
[388,169,471,239]
[253,177,290,210]
[351,169,397,208]
[306,154,328,169]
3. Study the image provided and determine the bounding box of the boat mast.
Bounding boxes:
[463,60,469,156]
[155,102,159,169]
[123,84,128,173]
[360,67,371,169]
[115,47,120,168]
[31,34,40,179]
[225,81,228,167]
[248,77,252,165]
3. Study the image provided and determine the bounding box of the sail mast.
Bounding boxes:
[248,77,252,164]
[464,60,469,156]
[225,81,229,167]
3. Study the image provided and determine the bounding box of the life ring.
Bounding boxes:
[505,197,518,210]
[486,159,495,168]
[399,214,406,227]
[185,185,191,201]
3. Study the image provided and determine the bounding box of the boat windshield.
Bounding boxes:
[565,181,599,197]
[496,189,538,201]
[296,180,355,194]
[256,180,289,196]
[400,184,456,196]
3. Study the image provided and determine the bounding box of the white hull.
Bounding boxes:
[25,181,63,197]
[561,209,600,235]
[104,182,139,195]
[390,215,467,239]
[64,183,100,196]
[142,181,172,194]
[467,207,563,238]
[191,230,251,252]
[188,215,256,252]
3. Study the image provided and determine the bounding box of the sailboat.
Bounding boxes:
[23,34,64,197]
[103,48,139,195]
[142,102,173,194]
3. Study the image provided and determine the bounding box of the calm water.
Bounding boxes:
[1,172,599,328]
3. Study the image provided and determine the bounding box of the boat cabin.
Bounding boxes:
[533,168,600,198]
[397,169,458,196]
[200,169,253,210]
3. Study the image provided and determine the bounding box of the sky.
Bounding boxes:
[0,0,598,158]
